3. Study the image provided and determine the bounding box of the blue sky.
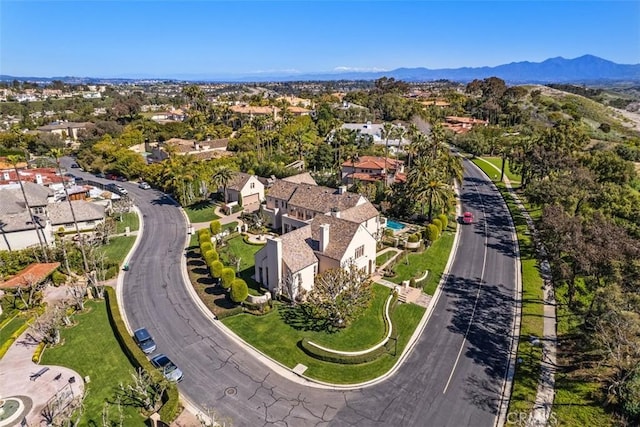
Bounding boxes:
[1,1,639,78]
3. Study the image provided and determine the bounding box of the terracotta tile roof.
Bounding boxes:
[311,215,360,261]
[341,156,403,171]
[230,105,277,115]
[227,172,252,192]
[0,262,61,288]
[0,168,70,187]
[280,227,317,273]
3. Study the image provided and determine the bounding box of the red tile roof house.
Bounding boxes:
[255,174,381,299]
[341,155,406,186]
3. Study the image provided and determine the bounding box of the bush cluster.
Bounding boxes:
[51,270,67,285]
[209,220,222,235]
[425,224,440,242]
[407,233,420,243]
[437,214,449,230]
[230,278,248,303]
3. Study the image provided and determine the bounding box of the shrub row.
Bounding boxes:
[104,288,181,423]
[215,306,244,319]
[299,337,390,364]
[0,318,32,360]
[0,314,18,330]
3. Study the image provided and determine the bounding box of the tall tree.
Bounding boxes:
[7,154,48,261]
[50,149,90,280]
[213,165,235,204]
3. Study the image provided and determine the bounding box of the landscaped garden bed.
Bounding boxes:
[222,283,425,384]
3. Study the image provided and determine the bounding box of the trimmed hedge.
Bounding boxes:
[210,220,221,235]
[437,213,449,230]
[32,341,46,363]
[407,233,420,243]
[210,260,224,278]
[431,218,443,233]
[203,249,219,264]
[104,288,181,424]
[200,241,213,254]
[221,267,235,289]
[230,279,248,303]
[197,230,211,245]
[0,319,32,360]
[215,307,244,319]
[299,337,390,364]
[425,224,440,242]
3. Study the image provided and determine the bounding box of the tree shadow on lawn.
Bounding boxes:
[280,305,339,333]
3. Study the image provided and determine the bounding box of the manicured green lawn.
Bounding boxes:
[0,316,25,346]
[217,235,264,295]
[386,227,455,296]
[223,283,425,383]
[376,250,398,266]
[115,211,139,233]
[479,156,522,184]
[41,301,146,426]
[102,236,136,266]
[184,200,219,223]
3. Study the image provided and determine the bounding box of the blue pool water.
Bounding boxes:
[386,219,406,231]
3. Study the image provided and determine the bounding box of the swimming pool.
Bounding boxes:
[386,219,406,231]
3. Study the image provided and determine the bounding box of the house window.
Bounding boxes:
[355,245,365,258]
[250,182,255,189]
[33,206,44,215]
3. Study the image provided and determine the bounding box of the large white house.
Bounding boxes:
[254,176,381,298]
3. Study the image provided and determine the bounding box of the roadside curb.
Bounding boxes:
[467,158,524,427]
[115,205,144,335]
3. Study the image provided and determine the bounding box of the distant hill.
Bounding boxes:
[2,55,639,84]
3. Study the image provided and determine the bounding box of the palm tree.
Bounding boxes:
[7,154,48,261]
[50,149,90,276]
[161,154,197,206]
[381,123,396,187]
[407,157,454,222]
[213,165,235,204]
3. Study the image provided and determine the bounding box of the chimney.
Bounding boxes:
[331,207,340,218]
[338,185,347,194]
[35,174,43,185]
[3,172,9,181]
[266,237,283,293]
[319,223,330,252]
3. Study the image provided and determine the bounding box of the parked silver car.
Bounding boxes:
[151,353,184,382]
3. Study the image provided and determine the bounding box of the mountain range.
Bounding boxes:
[2,55,639,84]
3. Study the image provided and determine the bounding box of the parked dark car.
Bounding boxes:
[116,176,127,182]
[70,163,80,168]
[95,172,106,178]
[106,183,128,196]
[133,328,157,354]
[151,354,184,382]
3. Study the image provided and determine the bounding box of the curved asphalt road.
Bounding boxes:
[65,158,518,426]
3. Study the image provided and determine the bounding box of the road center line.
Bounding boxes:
[443,179,489,394]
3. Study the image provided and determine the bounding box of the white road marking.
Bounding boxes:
[443,179,489,394]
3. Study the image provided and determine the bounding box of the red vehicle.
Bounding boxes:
[462,212,474,224]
